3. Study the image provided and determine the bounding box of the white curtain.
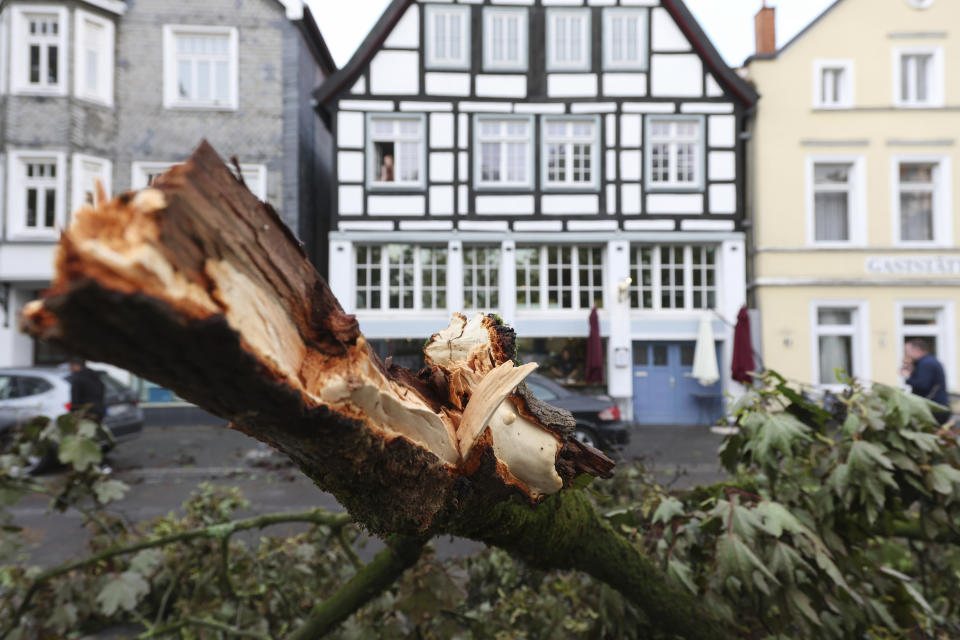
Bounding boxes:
[814,193,849,241]
[818,336,852,384]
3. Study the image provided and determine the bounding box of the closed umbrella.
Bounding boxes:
[585,307,604,383]
[692,313,719,386]
[731,306,756,384]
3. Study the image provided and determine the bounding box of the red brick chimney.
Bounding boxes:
[754,1,776,56]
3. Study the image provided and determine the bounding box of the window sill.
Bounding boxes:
[4,231,60,243]
[602,64,649,73]
[162,101,239,112]
[541,184,601,193]
[473,183,534,192]
[74,94,115,109]
[365,183,427,192]
[644,184,704,193]
[812,104,853,111]
[546,64,593,73]
[893,102,946,110]
[482,65,529,73]
[10,87,68,98]
[424,62,470,72]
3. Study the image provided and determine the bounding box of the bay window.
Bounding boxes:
[75,10,115,105]
[629,245,717,311]
[11,6,67,95]
[6,151,66,238]
[516,245,603,311]
[463,246,500,311]
[355,245,447,311]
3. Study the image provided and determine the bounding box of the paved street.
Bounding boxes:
[11,421,727,569]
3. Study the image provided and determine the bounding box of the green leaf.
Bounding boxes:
[57,435,102,471]
[652,497,685,525]
[769,541,811,580]
[76,419,99,439]
[927,464,960,495]
[667,558,698,594]
[900,430,940,454]
[93,479,129,504]
[847,441,893,473]
[841,413,861,437]
[129,549,164,576]
[96,571,149,616]
[716,534,779,587]
[755,501,804,538]
[750,413,811,464]
[786,587,822,626]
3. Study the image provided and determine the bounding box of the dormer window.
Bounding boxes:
[547,9,591,71]
[425,5,470,70]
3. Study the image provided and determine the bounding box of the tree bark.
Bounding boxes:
[22,141,727,638]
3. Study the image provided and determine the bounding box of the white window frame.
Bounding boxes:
[602,8,648,71]
[515,245,605,313]
[365,113,426,191]
[162,25,239,110]
[5,150,67,240]
[891,154,952,247]
[74,9,115,106]
[132,160,266,200]
[644,115,705,192]
[482,7,528,72]
[546,8,591,72]
[893,46,944,108]
[895,300,955,392]
[540,115,601,191]
[905,0,935,7]
[812,59,853,109]
[462,245,501,312]
[805,155,867,247]
[353,244,448,313]
[9,5,68,96]
[629,245,720,312]
[473,115,534,190]
[810,300,870,390]
[71,154,112,211]
[425,5,470,70]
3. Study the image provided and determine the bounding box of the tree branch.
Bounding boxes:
[3,508,350,639]
[285,535,426,640]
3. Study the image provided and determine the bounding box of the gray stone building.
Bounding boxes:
[0,0,335,373]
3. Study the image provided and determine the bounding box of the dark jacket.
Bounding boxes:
[906,354,950,421]
[70,368,106,422]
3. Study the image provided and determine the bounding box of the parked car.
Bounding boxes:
[524,373,630,452]
[0,366,144,471]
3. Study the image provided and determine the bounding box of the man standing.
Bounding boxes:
[900,339,951,425]
[68,358,106,423]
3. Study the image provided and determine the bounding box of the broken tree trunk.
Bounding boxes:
[22,141,727,639]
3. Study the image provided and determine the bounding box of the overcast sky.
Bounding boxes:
[306,0,838,69]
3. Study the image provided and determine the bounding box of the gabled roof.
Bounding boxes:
[745,0,845,64]
[314,0,758,106]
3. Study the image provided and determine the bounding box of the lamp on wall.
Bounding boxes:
[617,276,632,303]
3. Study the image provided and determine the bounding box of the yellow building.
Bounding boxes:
[746,0,959,394]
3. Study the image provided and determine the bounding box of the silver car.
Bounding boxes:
[0,366,144,470]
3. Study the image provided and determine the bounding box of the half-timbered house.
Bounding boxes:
[316,0,757,424]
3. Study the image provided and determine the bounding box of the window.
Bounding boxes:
[542,117,600,190]
[894,47,943,107]
[10,6,67,95]
[629,245,717,311]
[813,305,864,386]
[813,60,852,109]
[463,246,500,311]
[483,8,527,71]
[603,9,648,71]
[367,115,425,189]
[812,163,852,242]
[163,25,238,109]
[646,117,704,190]
[75,10,115,105]
[354,245,447,311]
[547,9,590,71]
[806,156,865,246]
[72,154,112,211]
[895,159,948,244]
[425,5,470,70]
[901,306,943,358]
[6,151,65,238]
[515,246,603,311]
[131,161,267,200]
[475,116,533,188]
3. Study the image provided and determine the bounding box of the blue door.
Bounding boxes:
[632,342,724,425]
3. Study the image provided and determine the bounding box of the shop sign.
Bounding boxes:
[865,256,960,276]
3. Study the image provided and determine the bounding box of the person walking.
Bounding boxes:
[68,358,106,423]
[900,339,952,425]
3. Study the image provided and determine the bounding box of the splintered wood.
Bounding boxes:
[21,141,612,534]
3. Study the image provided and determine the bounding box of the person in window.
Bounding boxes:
[550,348,580,384]
[379,154,394,182]
[900,339,951,425]
[68,357,106,423]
